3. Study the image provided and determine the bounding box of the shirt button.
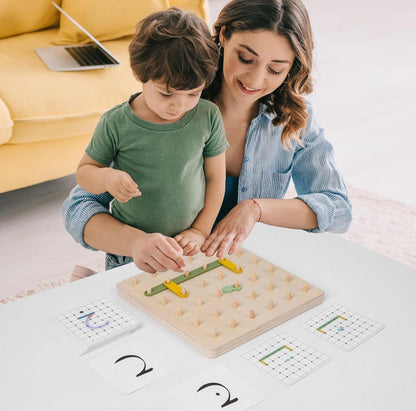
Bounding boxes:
[244,156,249,162]
[242,186,248,192]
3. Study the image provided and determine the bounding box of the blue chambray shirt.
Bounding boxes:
[62,100,351,250]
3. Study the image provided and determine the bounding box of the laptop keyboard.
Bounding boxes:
[65,44,117,66]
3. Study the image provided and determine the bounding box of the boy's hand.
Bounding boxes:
[105,170,141,203]
[175,228,206,256]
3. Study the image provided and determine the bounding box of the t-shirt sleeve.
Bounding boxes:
[85,114,118,165]
[203,104,229,158]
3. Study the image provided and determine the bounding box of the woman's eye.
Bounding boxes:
[238,53,253,64]
[268,67,282,75]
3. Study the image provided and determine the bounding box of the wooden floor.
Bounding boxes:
[1,0,415,299]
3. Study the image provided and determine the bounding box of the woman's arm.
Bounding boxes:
[62,185,185,273]
[201,197,317,258]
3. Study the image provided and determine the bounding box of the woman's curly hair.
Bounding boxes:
[203,0,314,149]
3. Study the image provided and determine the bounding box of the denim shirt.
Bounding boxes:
[237,100,352,233]
[62,100,352,250]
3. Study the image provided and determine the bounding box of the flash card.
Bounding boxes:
[303,303,385,351]
[171,364,265,411]
[88,338,175,394]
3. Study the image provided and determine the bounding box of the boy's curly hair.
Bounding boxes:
[129,7,219,91]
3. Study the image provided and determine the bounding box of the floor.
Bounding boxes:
[1,0,415,299]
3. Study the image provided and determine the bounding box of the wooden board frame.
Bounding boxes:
[117,248,324,357]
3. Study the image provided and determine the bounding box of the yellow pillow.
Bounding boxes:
[53,0,170,45]
[169,0,208,23]
[0,0,61,39]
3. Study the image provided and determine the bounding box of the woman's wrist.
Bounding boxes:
[248,198,262,222]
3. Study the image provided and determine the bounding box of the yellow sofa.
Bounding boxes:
[0,0,208,193]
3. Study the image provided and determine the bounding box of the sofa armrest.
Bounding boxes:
[0,97,13,145]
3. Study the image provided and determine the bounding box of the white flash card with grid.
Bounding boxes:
[49,298,140,356]
[302,304,384,351]
[242,333,331,386]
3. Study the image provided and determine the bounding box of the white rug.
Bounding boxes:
[1,184,415,304]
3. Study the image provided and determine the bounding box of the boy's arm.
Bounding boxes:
[175,152,226,255]
[76,153,141,203]
[192,152,226,236]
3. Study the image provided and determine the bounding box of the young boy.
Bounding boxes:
[76,8,228,270]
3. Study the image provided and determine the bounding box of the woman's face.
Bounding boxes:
[220,29,295,106]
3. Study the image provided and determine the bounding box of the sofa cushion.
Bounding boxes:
[0,0,61,39]
[0,28,139,145]
[53,0,170,45]
[170,0,208,21]
[0,97,13,145]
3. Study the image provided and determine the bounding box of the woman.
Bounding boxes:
[63,0,351,274]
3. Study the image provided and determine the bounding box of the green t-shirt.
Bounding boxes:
[86,94,228,237]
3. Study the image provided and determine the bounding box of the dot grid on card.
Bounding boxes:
[302,303,385,351]
[242,333,331,386]
[55,298,139,345]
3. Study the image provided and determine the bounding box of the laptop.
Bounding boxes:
[35,2,120,71]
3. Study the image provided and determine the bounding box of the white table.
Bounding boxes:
[1,224,415,410]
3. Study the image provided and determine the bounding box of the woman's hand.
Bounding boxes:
[175,227,206,256]
[201,199,261,258]
[130,232,186,274]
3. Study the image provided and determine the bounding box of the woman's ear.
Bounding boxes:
[219,25,226,47]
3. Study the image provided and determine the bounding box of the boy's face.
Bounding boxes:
[141,80,205,123]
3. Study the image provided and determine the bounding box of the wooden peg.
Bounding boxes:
[237,249,242,256]
[200,279,205,288]
[197,298,203,307]
[268,300,274,310]
[132,277,138,286]
[193,318,200,327]
[268,282,274,291]
[214,308,220,318]
[253,256,257,265]
[249,309,255,319]
[146,287,152,295]
[184,270,190,278]
[216,289,222,298]
[203,263,207,270]
[235,264,241,271]
[232,299,238,308]
[268,265,273,274]
[177,307,183,316]
[162,296,168,305]
[188,256,193,263]
[285,273,291,283]
[303,282,308,292]
[231,319,237,329]
[251,273,257,282]
[234,281,240,288]
[152,272,157,278]
[218,272,223,280]
[286,292,292,301]
[211,328,217,338]
[250,290,256,299]
[181,287,188,296]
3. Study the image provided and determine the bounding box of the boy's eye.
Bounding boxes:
[238,53,253,64]
[160,93,172,98]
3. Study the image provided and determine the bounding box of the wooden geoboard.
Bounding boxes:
[117,248,324,358]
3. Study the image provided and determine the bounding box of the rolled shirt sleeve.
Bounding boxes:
[62,185,113,250]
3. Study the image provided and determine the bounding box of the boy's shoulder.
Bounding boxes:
[197,98,220,114]
[101,95,135,121]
